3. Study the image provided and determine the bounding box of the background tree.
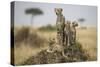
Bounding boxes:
[25,8,43,28]
[78,18,85,22]
[78,18,85,27]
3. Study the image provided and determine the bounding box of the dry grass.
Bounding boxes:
[14,44,41,65]
[13,27,97,65]
[37,27,97,60]
[76,27,97,60]
[37,31,57,40]
[13,27,48,65]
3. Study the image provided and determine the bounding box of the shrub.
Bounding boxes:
[38,24,56,32]
[14,27,46,48]
[14,27,30,44]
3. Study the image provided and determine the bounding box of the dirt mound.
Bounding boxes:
[21,42,89,65]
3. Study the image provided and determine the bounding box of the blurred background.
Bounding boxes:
[14,1,97,27]
[13,1,97,65]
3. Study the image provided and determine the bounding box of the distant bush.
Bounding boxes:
[38,24,56,32]
[14,27,30,44]
[14,27,47,48]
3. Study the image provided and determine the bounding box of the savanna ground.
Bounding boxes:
[13,26,97,65]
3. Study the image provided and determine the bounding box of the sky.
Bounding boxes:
[14,1,97,27]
